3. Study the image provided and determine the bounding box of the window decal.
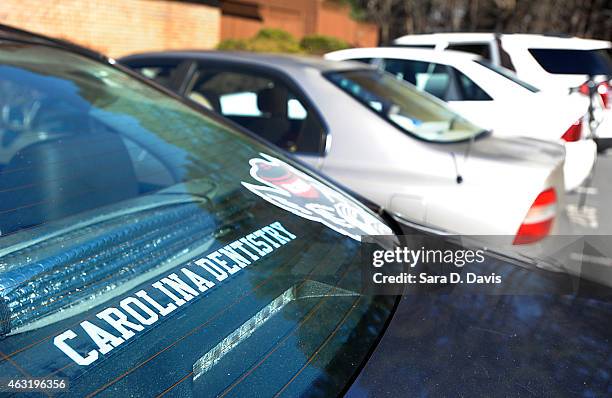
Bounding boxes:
[242,153,392,241]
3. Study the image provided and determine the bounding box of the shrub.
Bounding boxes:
[300,34,350,55]
[217,38,250,51]
[216,29,349,55]
[253,28,296,42]
[249,28,302,53]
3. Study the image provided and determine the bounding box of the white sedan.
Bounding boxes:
[390,33,612,151]
[326,47,597,192]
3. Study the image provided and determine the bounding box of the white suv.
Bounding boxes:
[393,33,612,150]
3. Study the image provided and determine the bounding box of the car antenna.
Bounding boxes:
[451,132,475,184]
[451,152,463,184]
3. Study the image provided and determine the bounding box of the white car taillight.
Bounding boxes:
[597,81,610,109]
[513,188,557,245]
[561,118,582,142]
[578,80,610,109]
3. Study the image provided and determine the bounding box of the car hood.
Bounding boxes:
[345,259,612,397]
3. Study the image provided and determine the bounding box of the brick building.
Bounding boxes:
[0,0,377,58]
[0,0,221,57]
[221,0,378,47]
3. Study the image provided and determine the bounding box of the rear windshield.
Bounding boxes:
[0,42,394,397]
[528,48,612,75]
[475,60,540,93]
[326,69,484,142]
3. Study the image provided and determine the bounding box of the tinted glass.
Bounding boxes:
[381,58,427,84]
[528,48,612,75]
[350,57,373,64]
[393,44,436,49]
[132,61,183,90]
[447,43,491,60]
[453,68,493,101]
[380,59,450,99]
[326,69,484,142]
[188,69,325,154]
[379,59,491,101]
[498,41,516,71]
[0,42,394,397]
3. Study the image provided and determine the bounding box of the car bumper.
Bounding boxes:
[563,139,597,192]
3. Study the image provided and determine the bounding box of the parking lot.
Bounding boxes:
[0,2,611,395]
[564,149,612,235]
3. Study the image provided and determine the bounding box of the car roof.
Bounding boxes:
[502,34,611,49]
[394,32,496,44]
[393,32,611,49]
[120,50,369,74]
[326,47,481,65]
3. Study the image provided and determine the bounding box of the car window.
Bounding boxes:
[325,69,484,142]
[133,62,183,89]
[447,43,491,60]
[0,42,394,398]
[415,63,451,99]
[188,69,325,154]
[377,59,491,101]
[528,48,612,75]
[347,57,373,65]
[498,39,516,71]
[392,44,436,49]
[453,68,493,101]
[379,58,450,99]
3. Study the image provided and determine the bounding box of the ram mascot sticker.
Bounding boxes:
[242,153,392,241]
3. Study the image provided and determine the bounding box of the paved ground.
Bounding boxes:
[557,149,612,285]
[563,149,612,235]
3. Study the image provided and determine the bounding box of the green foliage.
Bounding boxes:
[253,28,296,42]
[216,38,250,51]
[217,28,350,54]
[217,28,302,54]
[249,28,302,53]
[299,34,350,55]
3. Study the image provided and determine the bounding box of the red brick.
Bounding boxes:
[0,0,221,57]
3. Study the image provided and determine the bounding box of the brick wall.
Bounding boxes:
[220,0,378,46]
[0,0,221,58]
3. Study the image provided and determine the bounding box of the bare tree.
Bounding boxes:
[363,0,405,44]
[350,0,612,43]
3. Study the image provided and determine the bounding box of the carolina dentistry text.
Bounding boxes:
[53,221,296,366]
